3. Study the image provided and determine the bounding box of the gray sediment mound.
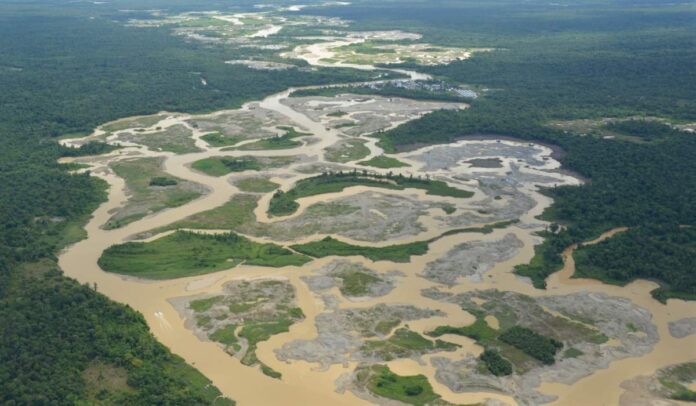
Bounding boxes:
[422,289,659,405]
[619,362,696,406]
[275,304,443,369]
[422,234,523,285]
[248,191,434,242]
[406,141,545,172]
[668,317,696,338]
[339,363,510,406]
[466,158,503,168]
[619,375,679,406]
[443,165,558,228]
[302,259,402,300]
[186,105,301,140]
[294,162,357,174]
[169,278,303,369]
[282,94,461,137]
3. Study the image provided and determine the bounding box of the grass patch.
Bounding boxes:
[325,139,371,163]
[338,269,382,297]
[228,302,256,314]
[192,156,262,177]
[428,317,498,342]
[106,157,202,229]
[236,127,309,151]
[99,231,310,279]
[659,363,696,402]
[234,177,279,193]
[190,296,223,313]
[291,236,428,263]
[358,155,410,169]
[375,319,402,336]
[155,194,258,233]
[360,328,458,361]
[358,365,442,406]
[290,223,510,264]
[563,347,584,358]
[239,319,294,367]
[196,315,212,328]
[201,132,247,147]
[210,324,239,347]
[333,122,357,129]
[121,124,200,154]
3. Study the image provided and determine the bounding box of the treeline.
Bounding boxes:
[329,1,696,299]
[61,141,119,157]
[604,120,683,141]
[291,83,469,103]
[0,15,383,138]
[0,139,106,265]
[376,106,696,299]
[0,1,406,401]
[268,170,471,216]
[0,268,231,405]
[384,114,696,300]
[574,225,696,302]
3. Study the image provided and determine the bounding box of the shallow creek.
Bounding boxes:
[57,34,696,406]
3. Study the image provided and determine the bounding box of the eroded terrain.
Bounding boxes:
[57,3,696,406]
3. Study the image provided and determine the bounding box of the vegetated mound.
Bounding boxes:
[619,362,696,405]
[422,233,523,285]
[348,364,459,406]
[276,304,448,369]
[302,260,402,300]
[119,124,201,154]
[292,236,429,263]
[98,230,309,279]
[143,191,445,244]
[170,278,305,379]
[358,154,410,169]
[106,157,207,229]
[268,171,472,217]
[233,177,280,193]
[423,288,658,405]
[324,139,371,163]
[192,155,297,177]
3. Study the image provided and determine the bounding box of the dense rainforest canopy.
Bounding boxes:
[0,1,377,402]
[0,0,694,403]
[308,0,696,300]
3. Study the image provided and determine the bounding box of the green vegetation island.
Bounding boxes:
[1,0,694,404]
[268,171,472,217]
[99,231,310,279]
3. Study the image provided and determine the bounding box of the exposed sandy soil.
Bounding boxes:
[57,6,696,406]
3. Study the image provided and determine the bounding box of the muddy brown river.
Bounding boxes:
[58,30,696,406]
